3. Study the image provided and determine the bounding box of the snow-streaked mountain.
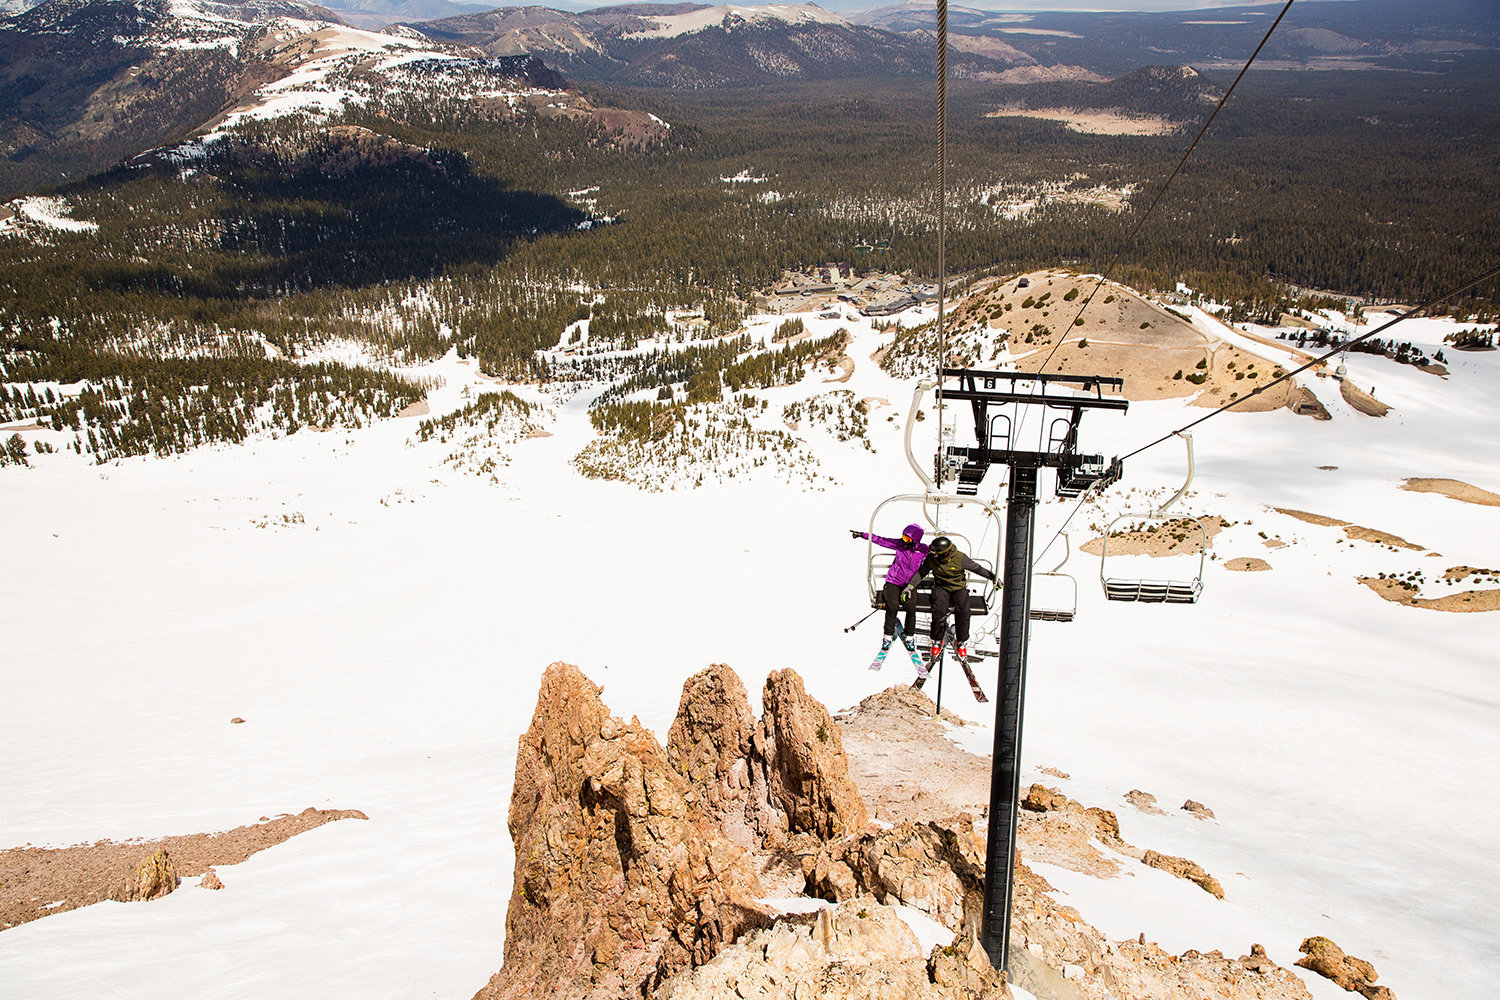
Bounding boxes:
[0,0,604,196]
[409,0,1025,85]
[618,2,849,40]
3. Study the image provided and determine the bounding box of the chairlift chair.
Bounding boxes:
[864,493,1001,627]
[1099,432,1206,604]
[1029,531,1077,622]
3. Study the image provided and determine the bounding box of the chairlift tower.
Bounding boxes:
[935,366,1128,972]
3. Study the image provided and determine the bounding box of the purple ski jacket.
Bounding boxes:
[858,523,929,587]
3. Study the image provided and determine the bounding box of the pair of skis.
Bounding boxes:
[869,622,987,703]
[868,620,928,678]
[913,625,988,703]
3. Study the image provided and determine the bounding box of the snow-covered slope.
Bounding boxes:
[1,293,1497,999]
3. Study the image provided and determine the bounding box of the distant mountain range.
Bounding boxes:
[402,2,1030,86]
[1,0,1495,195]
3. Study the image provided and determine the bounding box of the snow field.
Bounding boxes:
[1,302,1497,998]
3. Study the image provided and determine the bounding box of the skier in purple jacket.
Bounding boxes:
[850,523,929,652]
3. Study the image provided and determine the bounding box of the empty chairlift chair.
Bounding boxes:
[1099,432,1206,605]
[1029,532,1077,622]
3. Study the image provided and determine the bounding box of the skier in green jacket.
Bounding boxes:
[911,535,995,661]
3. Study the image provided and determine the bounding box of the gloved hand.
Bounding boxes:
[900,583,915,603]
[849,529,862,539]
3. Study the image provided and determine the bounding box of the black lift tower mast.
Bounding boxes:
[936,367,1127,972]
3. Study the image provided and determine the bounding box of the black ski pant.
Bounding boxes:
[880,581,918,639]
[929,586,973,645]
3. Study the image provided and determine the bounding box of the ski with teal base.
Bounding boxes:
[870,621,928,678]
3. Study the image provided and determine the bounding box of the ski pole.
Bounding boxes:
[843,609,879,633]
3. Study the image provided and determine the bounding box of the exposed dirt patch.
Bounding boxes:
[822,356,855,383]
[1284,386,1330,420]
[0,807,367,931]
[1339,380,1389,416]
[1274,508,1347,527]
[1081,515,1226,557]
[397,400,430,418]
[1358,577,1500,612]
[1443,566,1500,583]
[1343,525,1422,550]
[1274,508,1422,549]
[1226,557,1271,572]
[968,274,1294,408]
[834,686,988,826]
[986,106,1182,136]
[1401,477,1500,507]
[525,428,553,438]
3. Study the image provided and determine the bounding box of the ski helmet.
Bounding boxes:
[901,523,924,545]
[930,536,953,555]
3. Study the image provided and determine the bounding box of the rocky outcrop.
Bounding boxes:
[1124,789,1166,815]
[199,867,224,890]
[664,898,1007,1000]
[665,663,770,851]
[805,816,986,933]
[475,662,771,1000]
[1295,937,1396,999]
[1183,799,1216,819]
[665,665,868,853]
[113,849,179,902]
[1142,850,1226,900]
[1018,784,1127,878]
[759,669,869,843]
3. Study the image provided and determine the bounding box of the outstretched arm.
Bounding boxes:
[854,531,903,551]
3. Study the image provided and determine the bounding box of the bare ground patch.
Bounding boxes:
[1226,557,1271,572]
[1401,478,1500,507]
[397,400,430,418]
[1273,508,1422,550]
[834,686,989,826]
[1081,515,1227,557]
[1339,380,1389,417]
[1358,577,1500,613]
[986,107,1182,136]
[1274,507,1348,527]
[0,807,367,931]
[822,355,855,383]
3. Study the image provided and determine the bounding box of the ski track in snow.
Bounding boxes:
[1,304,1498,999]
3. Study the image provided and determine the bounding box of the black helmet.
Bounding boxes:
[930,536,953,555]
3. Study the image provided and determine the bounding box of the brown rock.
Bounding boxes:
[474,662,771,1000]
[114,849,179,902]
[758,669,869,842]
[1142,850,1225,899]
[665,663,770,851]
[1124,790,1166,815]
[806,816,985,932]
[1022,784,1069,812]
[665,898,1004,1000]
[199,867,224,890]
[1239,943,1276,973]
[230,717,246,724]
[1295,936,1394,999]
[1182,799,1216,819]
